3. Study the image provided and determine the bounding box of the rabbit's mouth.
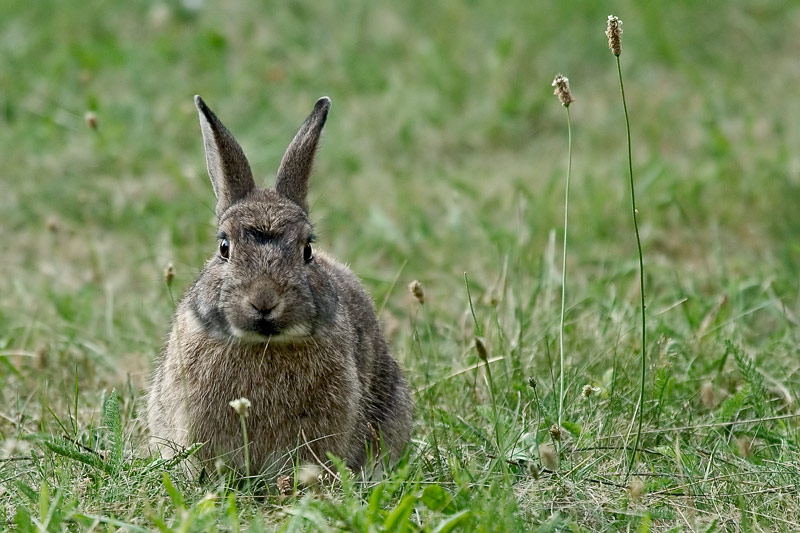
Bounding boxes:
[226,318,279,342]
[254,317,280,336]
[229,319,313,344]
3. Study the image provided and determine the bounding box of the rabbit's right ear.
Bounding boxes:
[194,96,256,216]
[274,97,330,213]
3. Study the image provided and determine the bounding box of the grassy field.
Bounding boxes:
[2,0,800,530]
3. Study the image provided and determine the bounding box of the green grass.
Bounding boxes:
[2,0,800,530]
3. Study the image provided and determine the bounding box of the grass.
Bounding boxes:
[2,0,800,530]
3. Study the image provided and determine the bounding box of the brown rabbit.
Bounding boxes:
[147,96,412,477]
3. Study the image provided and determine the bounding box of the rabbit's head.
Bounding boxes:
[191,96,337,343]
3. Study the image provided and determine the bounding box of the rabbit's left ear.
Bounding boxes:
[195,95,256,217]
[274,97,330,213]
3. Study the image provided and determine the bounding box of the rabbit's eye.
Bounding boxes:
[219,238,230,261]
[303,243,313,263]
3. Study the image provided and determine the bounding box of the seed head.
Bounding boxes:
[736,435,753,458]
[228,397,251,418]
[298,464,322,488]
[85,111,98,130]
[408,280,425,305]
[488,290,500,308]
[474,336,489,363]
[700,381,714,408]
[527,377,537,390]
[276,475,293,496]
[549,424,562,442]
[582,384,600,397]
[628,477,644,502]
[164,263,175,286]
[551,74,574,107]
[199,492,218,506]
[606,15,623,56]
[539,443,559,471]
[367,422,381,444]
[35,344,49,370]
[75,477,91,498]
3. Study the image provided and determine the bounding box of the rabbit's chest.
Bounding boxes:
[186,344,360,468]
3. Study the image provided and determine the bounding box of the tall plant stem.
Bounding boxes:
[240,415,250,487]
[616,55,647,480]
[558,106,573,428]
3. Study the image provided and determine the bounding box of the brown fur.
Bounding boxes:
[147,96,412,477]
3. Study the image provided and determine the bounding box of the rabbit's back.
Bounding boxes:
[323,253,413,462]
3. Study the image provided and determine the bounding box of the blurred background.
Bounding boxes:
[1,0,798,418]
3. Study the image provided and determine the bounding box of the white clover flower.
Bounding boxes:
[229,397,251,417]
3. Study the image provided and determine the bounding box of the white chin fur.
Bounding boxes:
[230,323,312,344]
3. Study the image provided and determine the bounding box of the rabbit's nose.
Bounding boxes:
[249,296,279,317]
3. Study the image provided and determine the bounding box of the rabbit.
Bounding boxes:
[147,95,413,477]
